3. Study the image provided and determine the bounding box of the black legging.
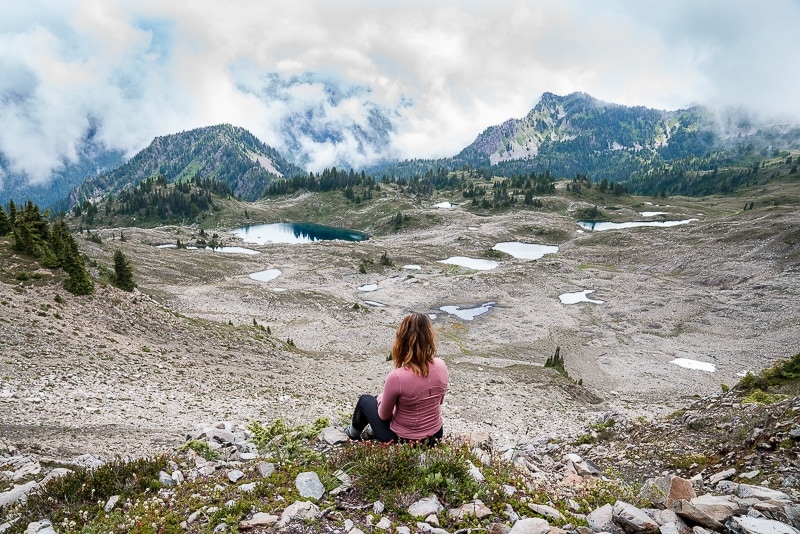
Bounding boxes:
[350,394,443,445]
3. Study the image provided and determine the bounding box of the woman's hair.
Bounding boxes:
[392,313,437,376]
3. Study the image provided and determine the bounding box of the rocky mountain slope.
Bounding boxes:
[67,124,303,206]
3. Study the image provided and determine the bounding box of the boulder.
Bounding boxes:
[689,494,740,522]
[612,500,660,533]
[587,503,626,534]
[670,499,726,531]
[727,515,800,534]
[736,484,792,502]
[642,476,697,508]
[0,480,38,507]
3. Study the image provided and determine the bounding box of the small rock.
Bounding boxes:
[344,519,354,531]
[689,494,740,522]
[373,500,385,514]
[256,462,275,478]
[24,519,57,534]
[396,527,412,534]
[227,469,245,483]
[425,514,440,526]
[505,503,520,523]
[187,510,203,525]
[467,460,485,482]
[587,503,626,534]
[71,454,105,468]
[508,517,551,534]
[239,512,278,529]
[319,426,349,445]
[529,503,565,522]
[670,499,726,531]
[159,471,175,486]
[239,482,257,493]
[709,468,737,486]
[295,472,324,500]
[277,501,320,528]
[789,427,800,440]
[172,470,184,485]
[104,495,120,513]
[740,470,761,480]
[350,529,366,534]
[408,495,443,517]
[488,523,512,534]
[212,522,227,534]
[376,516,391,530]
[199,464,216,477]
[449,500,492,520]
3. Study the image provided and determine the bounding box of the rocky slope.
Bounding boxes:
[1,390,798,533]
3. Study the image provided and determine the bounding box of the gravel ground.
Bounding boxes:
[1,199,798,461]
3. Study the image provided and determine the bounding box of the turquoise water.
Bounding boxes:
[230,222,369,244]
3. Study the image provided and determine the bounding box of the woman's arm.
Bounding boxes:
[377,372,400,420]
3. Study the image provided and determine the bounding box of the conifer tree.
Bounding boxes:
[113,248,135,291]
[0,206,10,236]
[8,199,16,226]
[61,229,93,296]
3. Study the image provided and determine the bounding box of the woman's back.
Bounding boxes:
[379,357,448,440]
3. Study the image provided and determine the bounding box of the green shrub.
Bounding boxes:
[737,353,800,394]
[330,440,481,512]
[9,456,166,533]
[178,439,220,461]
[247,417,329,466]
[742,388,786,405]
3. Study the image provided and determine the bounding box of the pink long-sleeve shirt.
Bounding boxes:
[378,357,448,440]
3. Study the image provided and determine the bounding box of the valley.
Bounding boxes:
[1,183,798,461]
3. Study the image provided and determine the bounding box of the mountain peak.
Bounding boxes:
[69,125,303,205]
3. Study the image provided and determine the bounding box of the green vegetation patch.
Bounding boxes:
[8,456,166,533]
[737,352,800,399]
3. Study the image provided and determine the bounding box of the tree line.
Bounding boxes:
[73,174,233,226]
[0,200,135,295]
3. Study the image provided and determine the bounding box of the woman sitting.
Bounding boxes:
[345,313,448,445]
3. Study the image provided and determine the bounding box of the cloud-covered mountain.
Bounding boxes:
[238,72,399,170]
[67,124,302,206]
[0,129,125,211]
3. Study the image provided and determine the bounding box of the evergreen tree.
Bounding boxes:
[0,206,10,236]
[113,249,135,291]
[61,229,93,295]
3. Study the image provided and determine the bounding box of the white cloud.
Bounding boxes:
[0,0,798,186]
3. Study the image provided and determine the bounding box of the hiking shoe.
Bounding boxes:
[343,425,362,440]
[362,424,375,440]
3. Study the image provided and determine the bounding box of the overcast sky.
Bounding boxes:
[2,0,799,185]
